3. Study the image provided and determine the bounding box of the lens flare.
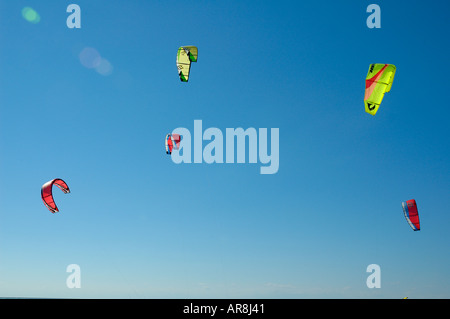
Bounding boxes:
[79,47,101,69]
[79,47,113,76]
[22,7,41,24]
[95,58,113,76]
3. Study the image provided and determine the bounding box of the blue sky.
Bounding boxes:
[0,0,449,298]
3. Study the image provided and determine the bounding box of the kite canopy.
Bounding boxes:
[165,134,181,154]
[402,199,420,231]
[41,178,70,213]
[364,63,396,115]
[176,46,198,82]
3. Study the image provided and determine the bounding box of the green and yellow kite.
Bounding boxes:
[176,46,198,82]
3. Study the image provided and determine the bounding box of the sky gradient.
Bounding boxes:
[0,0,449,298]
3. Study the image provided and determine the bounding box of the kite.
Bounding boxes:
[402,199,420,231]
[364,63,396,115]
[165,134,181,154]
[177,46,198,82]
[41,178,70,213]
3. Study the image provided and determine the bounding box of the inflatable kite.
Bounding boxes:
[41,178,70,213]
[165,133,181,154]
[402,199,420,231]
[364,63,396,115]
[177,46,198,82]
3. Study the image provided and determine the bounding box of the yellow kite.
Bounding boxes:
[364,64,396,115]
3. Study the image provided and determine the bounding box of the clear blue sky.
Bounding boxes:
[0,0,449,298]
